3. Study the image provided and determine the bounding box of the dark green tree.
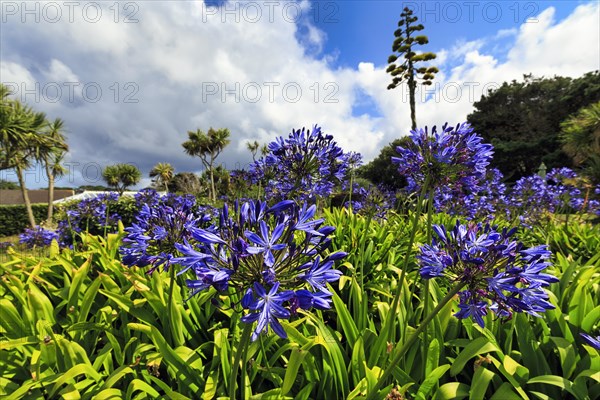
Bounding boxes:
[358,137,411,190]
[468,71,600,181]
[386,7,438,130]
[167,172,204,194]
[0,179,19,189]
[102,163,142,195]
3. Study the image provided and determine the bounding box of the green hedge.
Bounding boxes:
[0,204,48,236]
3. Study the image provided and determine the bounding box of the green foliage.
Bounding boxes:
[167,172,205,195]
[102,164,142,195]
[468,71,600,181]
[560,101,600,183]
[0,204,48,236]
[0,179,19,189]
[1,211,598,399]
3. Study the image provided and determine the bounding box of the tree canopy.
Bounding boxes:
[102,163,142,194]
[467,71,600,181]
[358,137,410,190]
[182,127,230,202]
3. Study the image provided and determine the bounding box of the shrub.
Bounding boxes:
[0,204,48,236]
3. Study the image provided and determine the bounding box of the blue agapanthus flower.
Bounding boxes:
[57,192,121,247]
[345,183,396,220]
[392,122,493,194]
[580,333,600,350]
[435,168,507,221]
[418,221,557,327]
[249,125,353,202]
[120,193,213,273]
[504,167,600,225]
[173,199,346,341]
[19,226,59,248]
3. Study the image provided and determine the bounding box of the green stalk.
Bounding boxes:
[167,265,176,344]
[348,171,354,213]
[384,176,431,347]
[367,281,466,400]
[230,323,253,400]
[422,189,434,380]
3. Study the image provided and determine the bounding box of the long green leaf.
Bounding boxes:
[450,337,500,377]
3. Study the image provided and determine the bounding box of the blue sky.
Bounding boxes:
[1,0,598,189]
[310,1,585,68]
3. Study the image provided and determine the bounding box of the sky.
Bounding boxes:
[1,0,599,189]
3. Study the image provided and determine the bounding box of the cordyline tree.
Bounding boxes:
[182,127,230,202]
[42,118,69,222]
[246,140,260,162]
[102,163,142,195]
[386,6,439,130]
[149,162,175,192]
[0,84,68,228]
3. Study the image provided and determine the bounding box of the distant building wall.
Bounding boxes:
[0,189,75,205]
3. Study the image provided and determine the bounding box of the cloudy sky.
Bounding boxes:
[1,0,598,189]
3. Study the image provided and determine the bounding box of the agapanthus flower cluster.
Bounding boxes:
[57,192,121,246]
[435,168,508,220]
[546,168,600,214]
[173,199,346,341]
[504,168,600,225]
[249,125,352,202]
[418,221,557,327]
[392,122,494,194]
[134,188,163,209]
[19,226,59,248]
[345,184,396,220]
[120,193,213,274]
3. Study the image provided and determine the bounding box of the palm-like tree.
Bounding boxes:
[149,162,175,192]
[260,144,269,156]
[41,118,69,222]
[102,164,142,195]
[1,84,58,228]
[246,140,260,162]
[1,87,48,171]
[182,127,230,202]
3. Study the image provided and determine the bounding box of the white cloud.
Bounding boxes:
[1,1,598,189]
[43,59,80,83]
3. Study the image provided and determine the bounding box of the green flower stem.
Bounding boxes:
[368,281,466,400]
[230,323,253,400]
[348,171,354,213]
[422,188,435,380]
[166,265,177,344]
[385,176,431,347]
